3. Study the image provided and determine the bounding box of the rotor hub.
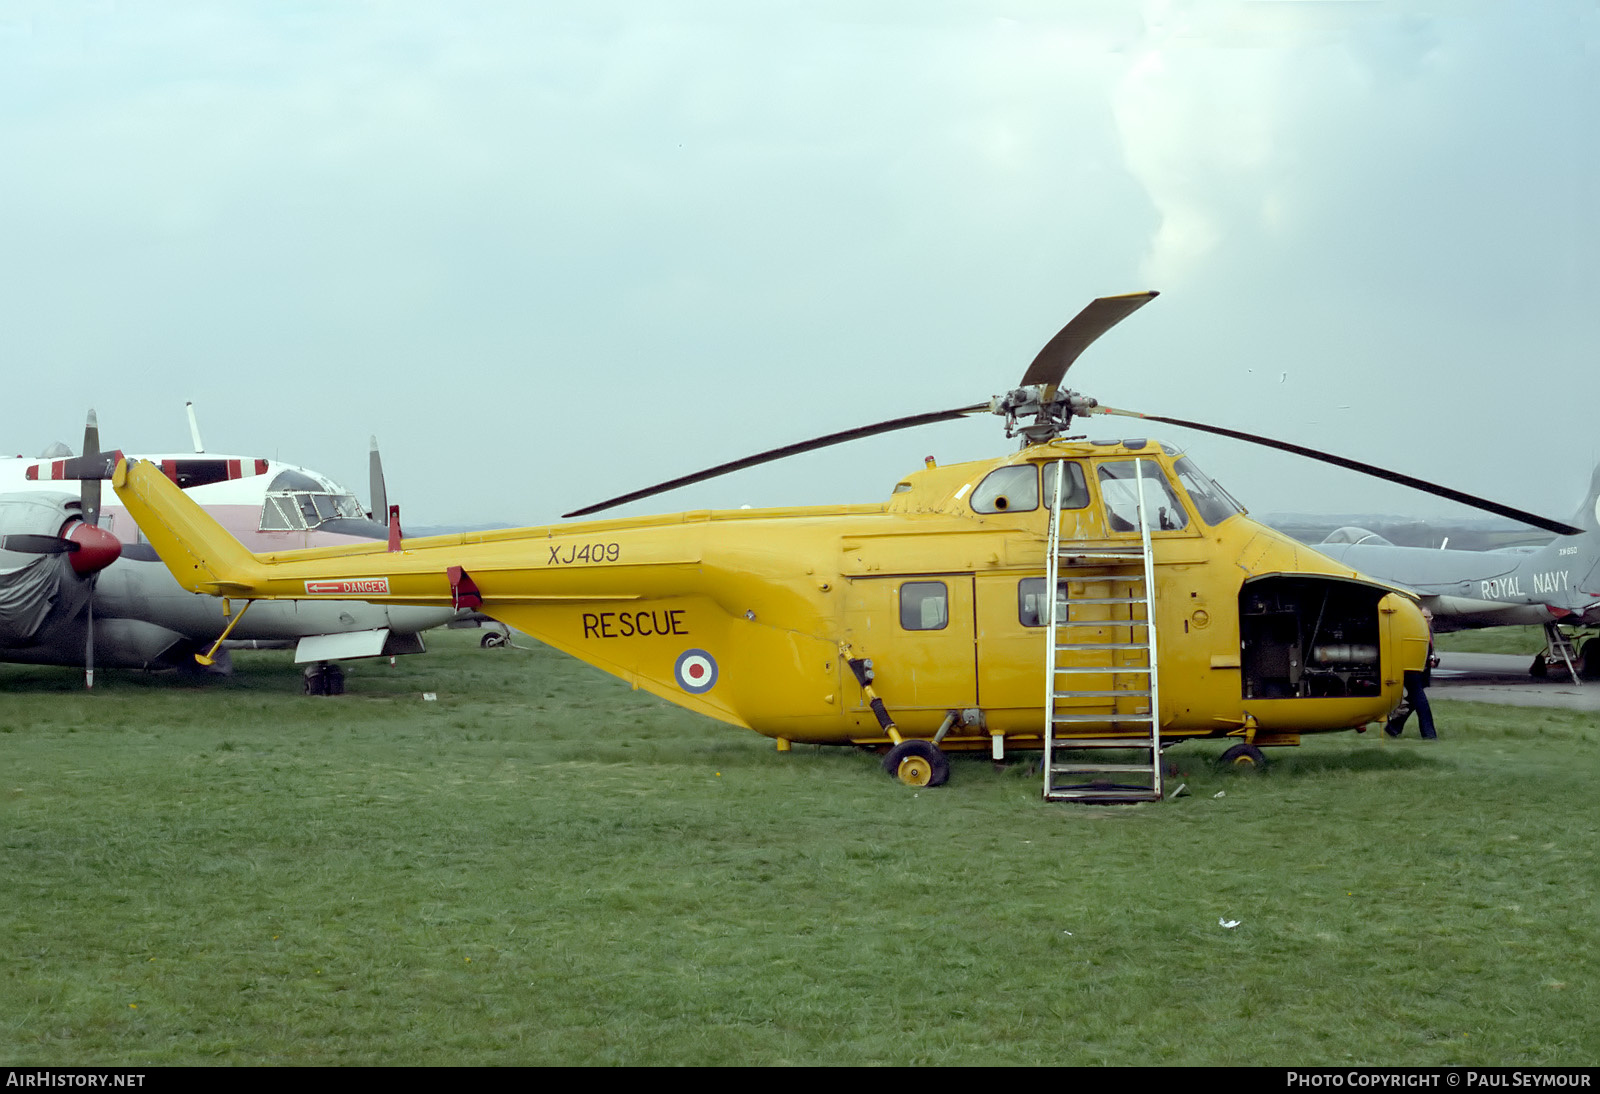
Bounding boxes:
[991,386,1099,444]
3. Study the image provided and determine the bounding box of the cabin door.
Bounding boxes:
[841,575,977,718]
[975,573,1054,720]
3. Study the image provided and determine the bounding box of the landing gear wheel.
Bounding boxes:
[1530,654,1550,679]
[481,632,508,649]
[882,740,950,788]
[1218,743,1267,771]
[303,664,345,696]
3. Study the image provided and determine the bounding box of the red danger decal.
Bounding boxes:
[305,578,391,595]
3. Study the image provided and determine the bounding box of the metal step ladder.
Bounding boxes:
[1042,458,1163,803]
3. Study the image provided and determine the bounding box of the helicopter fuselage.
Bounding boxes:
[112,438,1431,753]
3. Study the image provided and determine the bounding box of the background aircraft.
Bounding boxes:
[1312,462,1600,680]
[0,413,459,691]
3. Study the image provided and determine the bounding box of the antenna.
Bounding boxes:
[186,401,205,453]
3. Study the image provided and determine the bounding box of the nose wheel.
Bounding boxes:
[882,740,950,787]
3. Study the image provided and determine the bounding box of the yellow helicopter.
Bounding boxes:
[107,292,1580,802]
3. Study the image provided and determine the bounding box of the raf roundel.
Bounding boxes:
[674,649,718,694]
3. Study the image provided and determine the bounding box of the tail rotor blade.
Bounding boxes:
[1093,405,1585,536]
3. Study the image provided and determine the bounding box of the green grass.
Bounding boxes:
[2,632,1596,1065]
[1434,625,1555,655]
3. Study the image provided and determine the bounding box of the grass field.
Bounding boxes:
[2,631,1596,1066]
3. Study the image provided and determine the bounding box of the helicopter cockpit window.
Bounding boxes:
[969,463,1089,515]
[1172,457,1244,526]
[1040,462,1089,511]
[970,466,1039,514]
[899,582,949,631]
[1097,461,1190,532]
[1018,578,1070,628]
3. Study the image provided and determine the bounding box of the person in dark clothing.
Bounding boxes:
[1386,609,1438,739]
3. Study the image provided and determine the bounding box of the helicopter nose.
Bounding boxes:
[66,521,123,576]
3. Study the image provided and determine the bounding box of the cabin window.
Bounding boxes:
[1096,461,1190,532]
[899,582,949,631]
[1017,578,1070,628]
[970,466,1038,514]
[970,462,1088,515]
[259,495,306,531]
[1172,457,1244,525]
[1041,462,1089,510]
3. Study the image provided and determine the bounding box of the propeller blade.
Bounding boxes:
[1093,405,1585,536]
[1,524,121,570]
[370,436,389,526]
[81,409,102,527]
[1019,291,1159,391]
[1,533,74,554]
[186,401,206,453]
[563,403,990,519]
[85,581,95,690]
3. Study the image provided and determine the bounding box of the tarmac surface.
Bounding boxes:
[1430,651,1600,712]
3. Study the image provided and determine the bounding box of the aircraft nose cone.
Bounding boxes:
[66,521,122,576]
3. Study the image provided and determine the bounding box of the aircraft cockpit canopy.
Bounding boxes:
[1322,527,1395,547]
[259,469,367,532]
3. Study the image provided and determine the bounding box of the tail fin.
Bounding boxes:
[112,458,267,595]
[1573,461,1600,536]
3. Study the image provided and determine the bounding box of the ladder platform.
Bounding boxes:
[1054,665,1150,675]
[1046,785,1162,803]
[1054,641,1147,651]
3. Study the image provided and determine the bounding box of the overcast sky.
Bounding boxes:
[2,1,1595,528]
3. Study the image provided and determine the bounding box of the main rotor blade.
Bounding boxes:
[1093,406,1585,536]
[1019,291,1159,390]
[563,403,990,519]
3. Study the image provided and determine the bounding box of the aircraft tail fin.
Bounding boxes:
[1572,461,1600,536]
[112,458,267,595]
[1526,460,1600,621]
